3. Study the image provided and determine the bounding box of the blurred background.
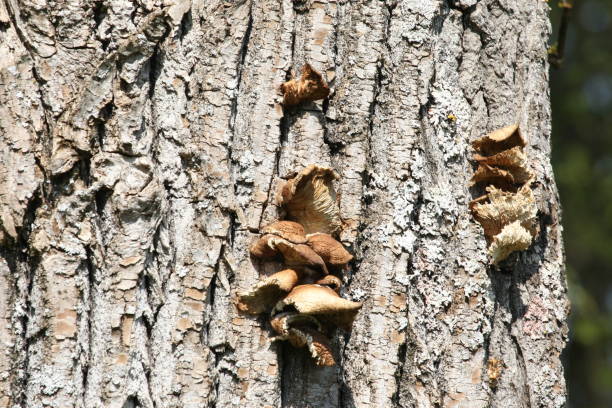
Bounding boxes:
[549,1,612,407]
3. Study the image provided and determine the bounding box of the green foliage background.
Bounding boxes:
[550,1,612,406]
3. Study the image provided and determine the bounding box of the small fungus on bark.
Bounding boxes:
[306,233,353,267]
[472,124,526,156]
[270,312,335,366]
[273,284,362,332]
[280,63,330,106]
[315,275,342,293]
[268,237,329,275]
[277,164,341,235]
[237,269,301,315]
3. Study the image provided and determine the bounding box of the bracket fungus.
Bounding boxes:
[236,269,300,315]
[470,124,539,264]
[471,124,526,156]
[238,165,360,366]
[280,63,330,106]
[273,284,362,332]
[277,164,342,235]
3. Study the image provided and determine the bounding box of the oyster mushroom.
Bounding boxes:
[273,284,362,331]
[306,233,353,267]
[249,234,279,259]
[270,312,335,366]
[277,165,341,235]
[236,269,301,315]
[280,63,330,106]
[472,124,526,156]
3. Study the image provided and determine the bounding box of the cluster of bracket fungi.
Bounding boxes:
[236,107,360,366]
[239,66,358,366]
[469,124,539,264]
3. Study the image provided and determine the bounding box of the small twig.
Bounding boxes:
[548,1,573,68]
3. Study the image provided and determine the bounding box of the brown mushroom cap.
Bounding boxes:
[472,124,526,156]
[268,237,329,275]
[280,64,330,106]
[276,165,341,235]
[315,275,342,293]
[262,220,307,244]
[236,269,300,315]
[249,234,278,259]
[306,233,353,266]
[274,284,362,331]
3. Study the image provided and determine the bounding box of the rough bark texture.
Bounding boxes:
[0,0,569,407]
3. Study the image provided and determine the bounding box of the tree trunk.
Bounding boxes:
[0,0,569,407]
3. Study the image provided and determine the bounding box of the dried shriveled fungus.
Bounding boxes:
[270,312,335,366]
[488,221,534,264]
[472,124,526,156]
[471,147,533,188]
[280,63,330,106]
[237,269,301,315]
[471,185,538,240]
[277,165,341,235]
[273,284,362,331]
[470,124,538,264]
[238,165,359,366]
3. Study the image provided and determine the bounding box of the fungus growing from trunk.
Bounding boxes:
[277,165,341,235]
[472,123,526,156]
[280,63,330,106]
[262,220,308,243]
[471,185,538,240]
[270,312,335,366]
[471,146,533,188]
[237,269,301,315]
[268,237,329,275]
[470,125,539,264]
[238,165,359,366]
[273,284,362,332]
[249,220,308,260]
[315,275,342,293]
[306,233,353,267]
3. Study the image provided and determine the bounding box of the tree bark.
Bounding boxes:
[0,0,569,407]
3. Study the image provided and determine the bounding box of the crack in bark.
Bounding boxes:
[228,1,253,134]
[511,333,532,408]
[82,245,96,407]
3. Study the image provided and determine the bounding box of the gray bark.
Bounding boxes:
[0,0,569,407]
